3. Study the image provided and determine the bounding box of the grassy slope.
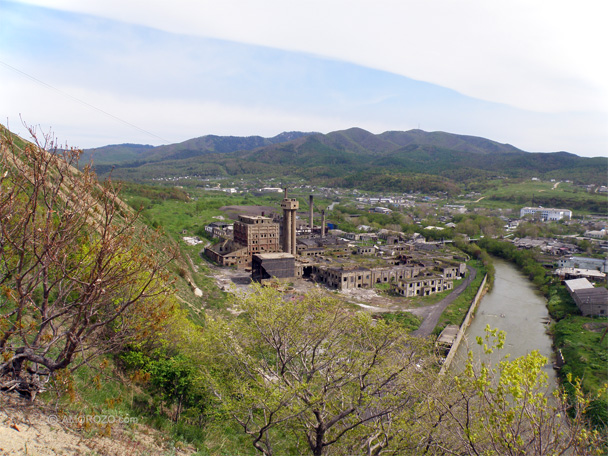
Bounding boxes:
[471,180,606,214]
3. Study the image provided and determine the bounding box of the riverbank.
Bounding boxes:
[438,273,487,375]
[474,239,608,427]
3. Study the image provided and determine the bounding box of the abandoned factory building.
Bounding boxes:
[204,215,281,268]
[203,197,466,298]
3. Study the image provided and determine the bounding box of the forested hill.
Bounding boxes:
[81,131,314,165]
[85,128,607,192]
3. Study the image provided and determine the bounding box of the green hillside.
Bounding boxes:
[87,128,607,192]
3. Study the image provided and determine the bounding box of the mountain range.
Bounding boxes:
[82,128,607,193]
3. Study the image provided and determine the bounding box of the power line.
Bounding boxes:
[0,60,171,144]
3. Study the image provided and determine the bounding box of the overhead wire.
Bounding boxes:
[0,59,170,144]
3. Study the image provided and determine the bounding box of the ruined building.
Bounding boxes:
[252,252,296,282]
[204,215,280,268]
[233,215,280,254]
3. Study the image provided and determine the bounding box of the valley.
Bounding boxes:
[1,124,606,455]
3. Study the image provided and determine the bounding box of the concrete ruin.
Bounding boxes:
[204,194,466,299]
[252,252,296,282]
[204,214,281,268]
[281,189,299,256]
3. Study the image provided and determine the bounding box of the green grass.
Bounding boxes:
[374,282,392,292]
[546,286,580,321]
[554,316,608,393]
[121,186,286,239]
[553,316,608,427]
[380,311,423,332]
[474,180,606,214]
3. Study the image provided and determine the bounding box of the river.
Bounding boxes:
[453,258,557,385]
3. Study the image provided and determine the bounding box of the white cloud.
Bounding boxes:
[3,73,604,157]
[0,76,366,147]
[13,0,608,113]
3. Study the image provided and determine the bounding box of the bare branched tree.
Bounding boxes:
[0,125,176,398]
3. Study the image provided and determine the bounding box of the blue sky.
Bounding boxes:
[1,0,606,157]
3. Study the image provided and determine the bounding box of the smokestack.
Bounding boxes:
[283,210,291,253]
[291,210,297,256]
[309,195,314,232]
[284,188,288,198]
[321,210,326,238]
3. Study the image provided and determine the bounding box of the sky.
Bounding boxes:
[1,0,607,157]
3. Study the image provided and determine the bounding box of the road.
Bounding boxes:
[411,265,477,338]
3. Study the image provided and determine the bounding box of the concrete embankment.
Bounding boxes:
[438,274,488,376]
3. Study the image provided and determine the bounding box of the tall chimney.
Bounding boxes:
[291,210,297,255]
[281,188,299,254]
[284,210,291,253]
[309,195,314,232]
[321,209,326,238]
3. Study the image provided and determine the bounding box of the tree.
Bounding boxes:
[203,288,605,455]
[203,285,433,456]
[0,126,175,397]
[420,327,606,455]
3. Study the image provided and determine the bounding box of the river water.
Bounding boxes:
[453,258,557,385]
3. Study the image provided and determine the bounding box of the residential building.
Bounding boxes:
[558,256,608,273]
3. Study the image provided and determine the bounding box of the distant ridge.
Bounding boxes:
[83,131,317,165]
[79,143,154,165]
[84,128,606,190]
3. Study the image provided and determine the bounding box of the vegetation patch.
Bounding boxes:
[553,316,608,428]
[379,311,423,332]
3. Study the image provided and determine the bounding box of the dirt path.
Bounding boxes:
[411,265,477,338]
[0,394,194,456]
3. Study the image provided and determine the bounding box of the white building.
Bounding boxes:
[584,229,607,239]
[558,256,608,273]
[520,207,572,221]
[444,204,467,214]
[374,207,392,214]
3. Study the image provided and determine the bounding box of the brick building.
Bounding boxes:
[233,215,280,255]
[205,215,281,268]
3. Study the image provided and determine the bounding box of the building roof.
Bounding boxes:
[521,207,572,212]
[565,278,595,291]
[254,252,294,260]
[572,287,608,303]
[557,268,606,279]
[238,215,274,223]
